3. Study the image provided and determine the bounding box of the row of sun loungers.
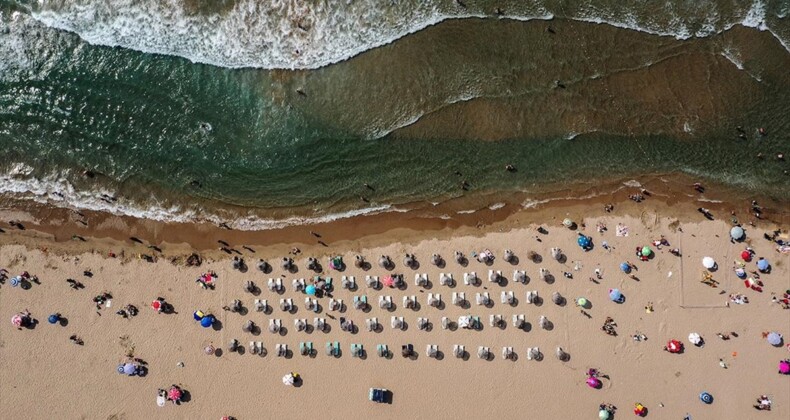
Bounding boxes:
[247,341,549,360]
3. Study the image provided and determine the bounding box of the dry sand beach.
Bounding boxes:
[1,202,788,420]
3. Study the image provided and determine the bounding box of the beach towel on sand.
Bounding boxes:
[616,224,629,237]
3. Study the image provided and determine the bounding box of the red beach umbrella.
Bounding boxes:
[382,276,395,288]
[666,339,682,353]
[168,387,182,402]
[151,300,162,312]
[740,250,751,261]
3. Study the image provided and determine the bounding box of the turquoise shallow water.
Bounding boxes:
[1,1,789,228]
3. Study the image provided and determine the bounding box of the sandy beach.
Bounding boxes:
[1,200,788,419]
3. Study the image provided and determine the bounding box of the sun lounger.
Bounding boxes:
[300,341,313,356]
[313,317,326,332]
[513,270,527,284]
[539,268,549,282]
[279,298,293,311]
[329,298,342,311]
[325,341,340,356]
[539,316,549,329]
[454,344,465,358]
[366,275,379,288]
[268,318,282,333]
[415,273,428,287]
[452,292,465,306]
[294,318,306,331]
[526,290,538,304]
[305,297,318,312]
[478,346,490,359]
[157,393,166,407]
[351,343,363,357]
[366,317,378,332]
[527,347,541,361]
[391,316,404,330]
[501,291,515,304]
[417,317,429,330]
[377,344,388,357]
[341,275,356,290]
[292,278,305,292]
[426,344,438,358]
[489,314,503,327]
[512,314,525,328]
[378,295,393,309]
[464,272,477,285]
[276,344,287,357]
[249,341,258,355]
[475,292,490,306]
[488,269,502,283]
[403,295,416,309]
[472,316,481,329]
[502,346,514,359]
[353,295,368,310]
[441,317,449,330]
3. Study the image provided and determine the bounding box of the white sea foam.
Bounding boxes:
[623,180,642,188]
[0,169,396,230]
[26,0,788,71]
[488,202,506,211]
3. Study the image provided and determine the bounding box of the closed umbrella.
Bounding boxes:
[609,289,623,302]
[767,332,783,346]
[200,315,214,328]
[757,259,770,272]
[702,257,715,269]
[730,226,744,240]
[620,262,631,273]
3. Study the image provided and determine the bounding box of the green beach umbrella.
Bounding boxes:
[641,246,651,257]
[576,297,588,307]
[599,409,610,420]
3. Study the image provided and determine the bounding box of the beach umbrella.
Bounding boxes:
[204,345,215,355]
[10,276,20,287]
[11,314,23,327]
[168,387,182,402]
[757,259,770,272]
[620,262,631,273]
[734,268,746,278]
[282,373,295,386]
[667,339,682,353]
[586,377,601,388]
[609,289,623,302]
[700,392,713,404]
[562,218,573,228]
[122,363,137,375]
[779,360,790,374]
[151,300,163,312]
[767,332,783,346]
[458,316,471,329]
[576,297,588,307]
[193,310,204,321]
[47,314,60,324]
[730,226,744,240]
[382,276,395,288]
[641,246,651,257]
[577,236,591,248]
[688,333,702,346]
[305,285,316,296]
[599,409,610,420]
[740,250,751,261]
[200,315,215,328]
[702,257,715,269]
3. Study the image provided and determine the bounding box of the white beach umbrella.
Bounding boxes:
[688,333,702,346]
[282,373,295,386]
[702,257,716,269]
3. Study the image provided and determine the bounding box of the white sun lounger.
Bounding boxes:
[464,272,477,285]
[512,314,525,328]
[439,273,453,286]
[294,318,307,331]
[366,275,379,288]
[415,273,428,287]
[269,318,282,333]
[454,344,465,358]
[329,298,342,311]
[488,269,502,283]
[279,298,293,311]
[417,317,429,330]
[526,290,538,304]
[366,317,378,332]
[476,292,490,306]
[341,276,356,290]
[292,278,305,292]
[403,295,416,309]
[378,295,393,309]
[157,393,166,407]
[254,299,267,312]
[353,295,367,310]
[427,293,441,307]
[313,317,326,331]
[489,314,503,327]
[305,297,318,312]
[452,292,465,306]
[502,346,514,359]
[276,344,287,357]
[513,270,527,284]
[501,291,515,304]
[478,346,490,359]
[441,317,449,330]
[426,344,438,358]
[391,316,404,330]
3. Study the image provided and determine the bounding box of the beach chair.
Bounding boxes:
[267,278,277,292]
[489,314,504,327]
[476,292,490,306]
[294,318,307,332]
[501,291,515,305]
[502,346,514,360]
[292,278,305,292]
[313,317,326,332]
[526,290,538,304]
[378,295,393,309]
[453,344,465,358]
[512,314,525,328]
[366,317,379,332]
[254,299,267,312]
[366,275,379,289]
[391,316,404,330]
[441,317,449,330]
[353,295,368,310]
[488,269,502,283]
[526,347,541,361]
[427,293,441,308]
[305,297,318,312]
[439,273,453,287]
[452,292,465,306]
[472,316,481,330]
[329,298,342,311]
[377,344,388,357]
[539,268,549,283]
[350,343,363,357]
[513,270,527,284]
[279,298,293,312]
[325,341,340,357]
[403,295,417,309]
[415,273,428,287]
[401,344,414,357]
[324,277,333,291]
[276,344,287,357]
[478,346,490,359]
[249,341,259,355]
[417,317,429,331]
[464,272,477,286]
[341,275,356,290]
[269,318,282,333]
[539,315,549,330]
[426,344,438,358]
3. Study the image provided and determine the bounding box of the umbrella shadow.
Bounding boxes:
[211,320,223,331]
[58,317,69,327]
[179,389,192,404]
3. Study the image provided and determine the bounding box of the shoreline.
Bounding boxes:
[1,172,787,262]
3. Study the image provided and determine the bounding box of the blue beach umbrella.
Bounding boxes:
[10,276,20,287]
[609,289,623,302]
[757,259,770,272]
[577,236,590,248]
[122,363,137,375]
[730,226,744,240]
[305,285,316,296]
[620,262,631,273]
[47,314,60,324]
[700,392,713,404]
[200,315,215,328]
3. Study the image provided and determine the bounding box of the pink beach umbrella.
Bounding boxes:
[779,360,790,374]
[382,276,395,288]
[11,314,23,327]
[586,377,601,388]
[151,300,162,312]
[168,387,182,402]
